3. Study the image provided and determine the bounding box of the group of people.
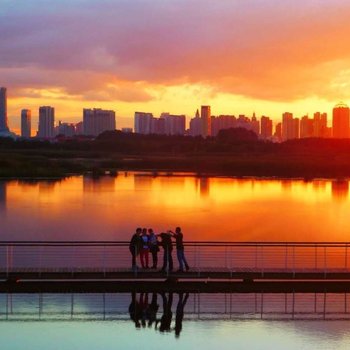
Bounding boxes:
[129,227,190,272]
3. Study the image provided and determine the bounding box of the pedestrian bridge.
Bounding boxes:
[1,241,350,291]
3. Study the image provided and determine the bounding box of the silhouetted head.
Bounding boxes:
[175,227,181,234]
[148,228,154,235]
[136,228,142,234]
[142,228,147,236]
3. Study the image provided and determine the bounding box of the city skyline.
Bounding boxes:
[3,85,350,141]
[2,1,350,132]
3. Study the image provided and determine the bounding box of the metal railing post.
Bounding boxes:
[324,246,327,277]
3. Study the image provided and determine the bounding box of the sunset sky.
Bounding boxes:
[2,0,350,131]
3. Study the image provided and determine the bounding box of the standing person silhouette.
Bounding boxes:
[170,227,190,272]
[140,228,150,268]
[129,228,142,270]
[148,228,159,269]
[158,232,173,273]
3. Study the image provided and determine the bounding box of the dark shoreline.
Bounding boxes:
[2,131,350,179]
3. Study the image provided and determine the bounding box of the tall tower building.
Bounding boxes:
[333,102,349,139]
[260,116,273,140]
[134,112,153,134]
[38,106,55,138]
[201,105,211,138]
[21,109,31,138]
[83,108,116,136]
[282,112,299,140]
[0,87,9,132]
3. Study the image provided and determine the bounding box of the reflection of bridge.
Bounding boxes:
[2,241,350,292]
[2,292,350,321]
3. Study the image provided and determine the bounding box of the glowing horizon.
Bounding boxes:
[2,0,350,130]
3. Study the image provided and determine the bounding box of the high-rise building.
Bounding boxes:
[332,103,349,138]
[38,106,55,138]
[83,108,116,136]
[58,121,76,137]
[211,115,236,136]
[189,109,202,136]
[163,114,186,135]
[134,112,153,134]
[75,121,84,135]
[260,116,273,140]
[313,112,328,138]
[0,87,9,132]
[251,113,260,136]
[201,106,211,137]
[282,112,299,140]
[274,122,282,141]
[300,115,314,138]
[21,109,31,138]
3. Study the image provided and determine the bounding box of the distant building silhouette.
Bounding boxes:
[38,106,55,138]
[332,102,349,138]
[0,87,9,132]
[189,109,202,136]
[211,115,236,136]
[274,122,282,141]
[57,121,76,137]
[134,112,154,134]
[300,115,313,138]
[313,112,328,138]
[251,113,260,136]
[21,109,31,138]
[282,112,299,140]
[260,116,273,140]
[163,113,186,135]
[83,108,116,136]
[201,105,211,137]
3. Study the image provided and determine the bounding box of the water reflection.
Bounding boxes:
[2,173,350,241]
[331,180,349,201]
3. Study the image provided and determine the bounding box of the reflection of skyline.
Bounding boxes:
[133,174,153,190]
[196,177,210,198]
[331,180,349,201]
[83,175,116,193]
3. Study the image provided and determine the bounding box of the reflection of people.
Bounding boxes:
[148,229,159,269]
[129,292,142,328]
[148,293,159,327]
[157,292,173,332]
[158,232,173,272]
[175,293,189,338]
[129,228,142,269]
[139,293,149,327]
[140,228,150,268]
[170,227,190,272]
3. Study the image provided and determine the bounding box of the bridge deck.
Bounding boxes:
[3,267,350,281]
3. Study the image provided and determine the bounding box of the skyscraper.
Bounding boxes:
[21,109,31,138]
[332,103,349,139]
[201,105,211,138]
[0,87,9,132]
[134,112,154,134]
[260,116,273,140]
[83,108,116,136]
[282,112,299,140]
[38,106,55,138]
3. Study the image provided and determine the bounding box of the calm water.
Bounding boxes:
[0,173,349,241]
[1,292,350,350]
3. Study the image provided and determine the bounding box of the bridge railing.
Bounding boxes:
[0,241,349,275]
